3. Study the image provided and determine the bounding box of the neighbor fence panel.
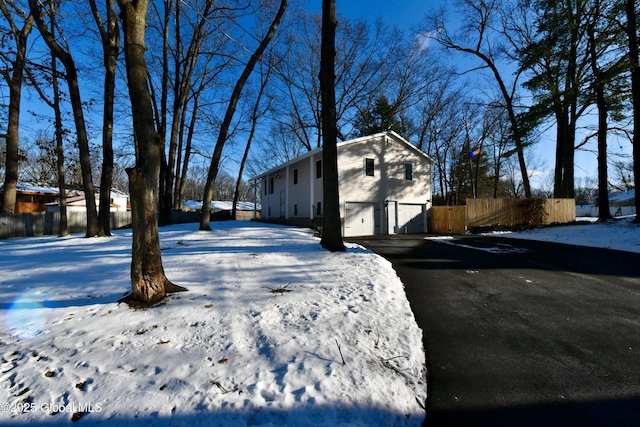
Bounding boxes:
[430,198,576,234]
[542,199,576,224]
[0,211,133,239]
[430,206,467,234]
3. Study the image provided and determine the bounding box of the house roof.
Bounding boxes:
[249,131,434,181]
[0,181,82,196]
[0,181,129,198]
[609,189,635,203]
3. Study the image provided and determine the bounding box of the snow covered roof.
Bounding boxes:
[0,181,130,199]
[0,181,81,196]
[609,189,635,204]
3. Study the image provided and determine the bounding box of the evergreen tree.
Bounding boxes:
[519,0,591,198]
[353,95,406,137]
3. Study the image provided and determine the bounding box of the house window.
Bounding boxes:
[405,163,413,181]
[316,160,322,179]
[294,204,298,216]
[293,169,298,185]
[269,177,274,194]
[264,179,268,195]
[316,201,322,216]
[365,158,374,176]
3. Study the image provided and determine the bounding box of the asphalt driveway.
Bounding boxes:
[349,234,640,427]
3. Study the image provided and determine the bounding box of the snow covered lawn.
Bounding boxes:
[0,222,426,426]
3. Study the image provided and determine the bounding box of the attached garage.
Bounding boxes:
[344,202,380,237]
[397,203,426,234]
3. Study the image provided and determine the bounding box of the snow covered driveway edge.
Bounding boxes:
[0,221,426,426]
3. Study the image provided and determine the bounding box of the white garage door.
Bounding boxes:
[397,204,425,234]
[344,202,377,237]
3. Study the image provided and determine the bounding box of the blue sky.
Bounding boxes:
[304,0,633,186]
[335,0,440,27]
[305,0,446,28]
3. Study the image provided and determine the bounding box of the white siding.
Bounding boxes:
[288,159,311,218]
[337,134,431,204]
[337,133,431,235]
[254,131,432,235]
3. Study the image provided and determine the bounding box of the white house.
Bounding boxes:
[252,131,434,237]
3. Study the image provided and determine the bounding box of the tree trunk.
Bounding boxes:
[587,2,612,221]
[234,64,272,220]
[199,0,287,231]
[90,0,120,236]
[29,0,99,237]
[49,7,68,237]
[116,0,186,307]
[177,95,200,208]
[320,0,346,252]
[627,0,640,223]
[0,6,32,214]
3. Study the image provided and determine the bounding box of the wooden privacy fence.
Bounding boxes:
[431,206,467,234]
[0,211,133,239]
[431,198,576,234]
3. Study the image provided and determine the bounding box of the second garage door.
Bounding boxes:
[397,203,425,234]
[344,202,377,237]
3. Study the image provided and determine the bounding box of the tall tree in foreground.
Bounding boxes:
[0,1,33,213]
[116,0,186,307]
[90,0,120,236]
[319,0,345,252]
[626,0,639,223]
[29,0,99,236]
[48,2,68,236]
[519,0,592,199]
[199,0,287,231]
[586,0,615,221]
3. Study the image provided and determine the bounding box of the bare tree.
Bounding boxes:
[29,0,99,236]
[0,0,33,213]
[270,12,402,152]
[159,0,218,224]
[199,0,287,231]
[427,0,533,198]
[89,0,120,236]
[51,47,68,237]
[610,160,634,192]
[233,57,274,220]
[116,0,186,307]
